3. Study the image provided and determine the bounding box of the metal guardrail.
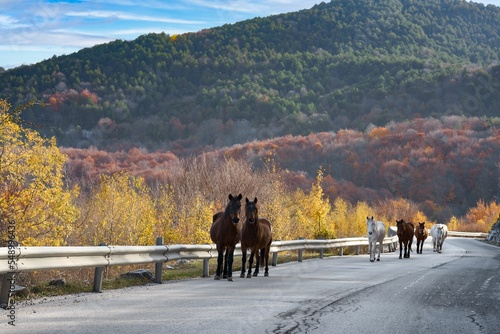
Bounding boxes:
[0,236,399,275]
[0,230,485,307]
[447,231,488,238]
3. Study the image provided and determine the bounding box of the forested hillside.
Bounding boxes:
[62,116,500,222]
[0,0,499,151]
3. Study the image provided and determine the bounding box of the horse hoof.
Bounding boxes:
[246,274,252,278]
[223,275,228,279]
[240,273,245,278]
[399,256,402,259]
[376,258,380,261]
[264,272,269,277]
[370,259,374,262]
[252,273,258,277]
[214,276,220,280]
[227,277,233,282]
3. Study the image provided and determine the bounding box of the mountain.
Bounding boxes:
[0,0,499,151]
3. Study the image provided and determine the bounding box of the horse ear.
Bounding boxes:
[254,197,258,203]
[246,197,250,203]
[237,193,242,200]
[228,194,233,200]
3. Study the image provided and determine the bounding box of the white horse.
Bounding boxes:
[366,216,386,262]
[430,224,448,253]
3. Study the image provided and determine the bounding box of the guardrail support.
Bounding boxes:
[155,237,164,284]
[297,238,304,262]
[0,273,15,309]
[319,249,324,259]
[339,246,343,256]
[202,259,209,277]
[272,252,278,266]
[92,243,107,293]
[356,245,360,255]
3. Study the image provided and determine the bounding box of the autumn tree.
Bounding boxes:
[74,172,156,245]
[169,193,214,244]
[462,200,500,232]
[291,169,331,239]
[0,99,79,246]
[330,197,349,238]
[256,158,294,241]
[351,201,373,237]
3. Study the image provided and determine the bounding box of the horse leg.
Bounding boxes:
[223,249,228,278]
[253,249,260,277]
[399,241,403,259]
[246,250,254,278]
[369,241,374,262]
[403,242,408,258]
[263,247,270,276]
[240,247,247,278]
[376,241,382,261]
[226,248,234,281]
[214,247,224,280]
[408,239,412,258]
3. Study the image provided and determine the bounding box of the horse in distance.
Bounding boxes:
[430,223,448,253]
[366,216,386,262]
[240,197,273,278]
[414,222,428,254]
[210,193,242,281]
[396,219,414,259]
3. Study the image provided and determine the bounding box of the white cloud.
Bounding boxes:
[65,10,204,24]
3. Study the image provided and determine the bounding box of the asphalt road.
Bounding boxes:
[3,238,499,334]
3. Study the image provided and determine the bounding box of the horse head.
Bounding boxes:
[227,193,243,225]
[245,197,258,224]
[417,222,426,237]
[396,219,405,236]
[366,216,375,235]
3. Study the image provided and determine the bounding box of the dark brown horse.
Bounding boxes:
[396,219,414,259]
[240,197,273,278]
[210,193,242,281]
[414,222,428,254]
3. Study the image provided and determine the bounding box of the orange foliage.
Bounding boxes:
[80,89,98,104]
[464,200,500,229]
[368,127,390,140]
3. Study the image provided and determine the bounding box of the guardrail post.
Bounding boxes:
[298,238,304,262]
[0,273,15,309]
[202,259,209,277]
[319,248,324,259]
[92,243,107,293]
[155,237,164,284]
[339,246,344,256]
[272,252,278,266]
[356,245,360,255]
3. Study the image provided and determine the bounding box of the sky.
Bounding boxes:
[1,0,499,70]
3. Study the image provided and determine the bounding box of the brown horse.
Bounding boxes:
[240,197,273,278]
[396,219,414,259]
[414,222,428,254]
[210,193,242,281]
